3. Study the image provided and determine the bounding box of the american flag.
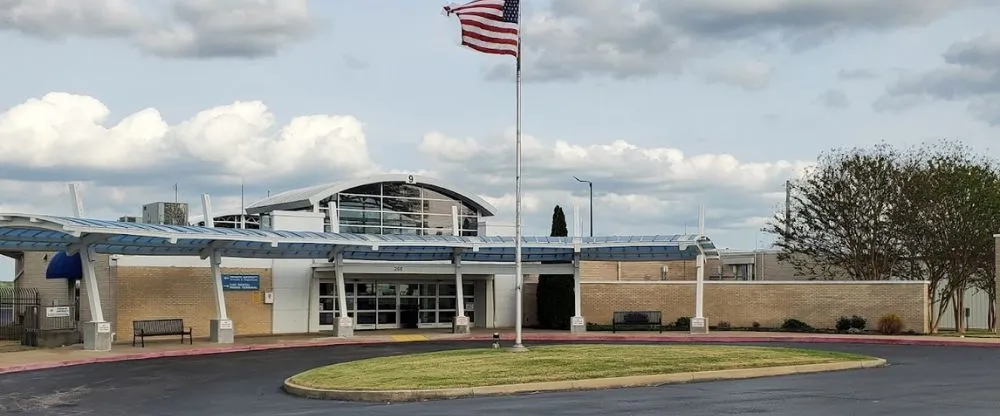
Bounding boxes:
[443,0,520,58]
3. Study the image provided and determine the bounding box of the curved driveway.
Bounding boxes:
[1,341,997,415]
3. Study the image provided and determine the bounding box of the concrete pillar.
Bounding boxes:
[690,252,709,334]
[80,245,111,351]
[333,251,353,337]
[209,251,234,343]
[453,255,470,334]
[571,252,586,333]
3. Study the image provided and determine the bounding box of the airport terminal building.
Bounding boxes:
[2,174,934,349]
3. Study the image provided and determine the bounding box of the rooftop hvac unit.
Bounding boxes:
[142,202,189,226]
[118,216,140,223]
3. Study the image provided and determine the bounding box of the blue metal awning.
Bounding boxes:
[0,213,718,262]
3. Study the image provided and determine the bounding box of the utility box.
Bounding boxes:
[142,202,189,226]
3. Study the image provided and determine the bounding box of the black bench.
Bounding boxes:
[132,319,193,347]
[612,311,663,333]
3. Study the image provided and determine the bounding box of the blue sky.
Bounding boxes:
[3,0,1000,280]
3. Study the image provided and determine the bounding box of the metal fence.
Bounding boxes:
[0,287,40,342]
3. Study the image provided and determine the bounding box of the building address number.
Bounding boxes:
[393,265,404,272]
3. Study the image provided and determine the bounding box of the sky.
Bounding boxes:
[3,0,1000,280]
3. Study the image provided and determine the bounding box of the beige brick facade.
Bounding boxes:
[579,253,808,282]
[526,281,929,333]
[12,250,274,342]
[115,266,273,341]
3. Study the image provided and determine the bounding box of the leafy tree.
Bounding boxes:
[765,144,907,281]
[891,142,1000,332]
[536,205,574,329]
[766,140,1000,333]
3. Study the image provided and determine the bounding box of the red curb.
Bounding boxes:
[1,333,996,375]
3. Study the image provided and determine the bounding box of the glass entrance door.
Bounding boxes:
[318,280,473,331]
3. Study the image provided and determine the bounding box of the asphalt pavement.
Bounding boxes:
[0,340,997,416]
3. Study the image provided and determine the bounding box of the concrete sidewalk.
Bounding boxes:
[1,329,997,375]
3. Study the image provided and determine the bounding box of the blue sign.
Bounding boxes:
[221,274,260,291]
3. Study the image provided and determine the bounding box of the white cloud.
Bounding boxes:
[417,129,813,237]
[0,92,810,248]
[0,92,375,181]
[0,0,318,58]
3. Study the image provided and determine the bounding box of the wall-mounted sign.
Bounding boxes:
[46,306,71,318]
[222,274,260,291]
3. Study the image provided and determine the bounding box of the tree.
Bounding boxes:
[536,205,574,329]
[891,142,1000,333]
[764,144,908,281]
[766,140,1000,333]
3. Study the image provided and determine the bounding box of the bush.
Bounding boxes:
[877,314,904,335]
[674,317,691,331]
[715,321,731,331]
[752,321,761,330]
[781,318,813,332]
[836,315,867,332]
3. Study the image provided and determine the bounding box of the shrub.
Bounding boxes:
[674,317,691,330]
[847,327,862,334]
[715,321,731,331]
[781,318,813,332]
[836,315,867,332]
[877,314,904,335]
[752,321,761,330]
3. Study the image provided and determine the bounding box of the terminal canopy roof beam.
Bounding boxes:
[0,214,719,262]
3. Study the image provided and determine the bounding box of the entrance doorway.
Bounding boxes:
[318,280,474,330]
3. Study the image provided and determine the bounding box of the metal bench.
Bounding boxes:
[132,319,193,347]
[612,311,663,333]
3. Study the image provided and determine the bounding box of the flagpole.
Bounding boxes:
[511,1,527,352]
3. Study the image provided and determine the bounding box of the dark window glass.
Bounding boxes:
[341,183,381,195]
[382,197,422,213]
[422,199,455,215]
[424,214,453,231]
[383,227,420,235]
[382,182,422,198]
[421,188,453,201]
[340,225,381,234]
[338,210,381,226]
[338,194,381,210]
[382,212,422,228]
[461,216,478,230]
[460,229,478,236]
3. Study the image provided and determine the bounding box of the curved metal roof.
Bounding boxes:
[245,174,498,216]
[0,213,717,262]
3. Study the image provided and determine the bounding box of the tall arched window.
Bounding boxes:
[316,182,481,236]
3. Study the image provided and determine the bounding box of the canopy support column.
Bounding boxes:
[80,245,111,351]
[570,251,586,333]
[691,204,710,334]
[453,253,470,334]
[571,205,586,333]
[333,251,353,337]
[209,251,234,343]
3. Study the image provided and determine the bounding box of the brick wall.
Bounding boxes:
[15,251,115,326]
[581,260,700,281]
[525,281,929,333]
[115,266,273,341]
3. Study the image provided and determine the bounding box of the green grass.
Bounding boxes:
[289,344,874,391]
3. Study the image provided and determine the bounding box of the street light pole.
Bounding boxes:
[573,176,593,237]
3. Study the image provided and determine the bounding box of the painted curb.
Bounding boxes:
[281,358,888,402]
[0,337,385,375]
[1,332,994,376]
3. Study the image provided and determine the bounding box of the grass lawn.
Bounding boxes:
[289,344,874,391]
